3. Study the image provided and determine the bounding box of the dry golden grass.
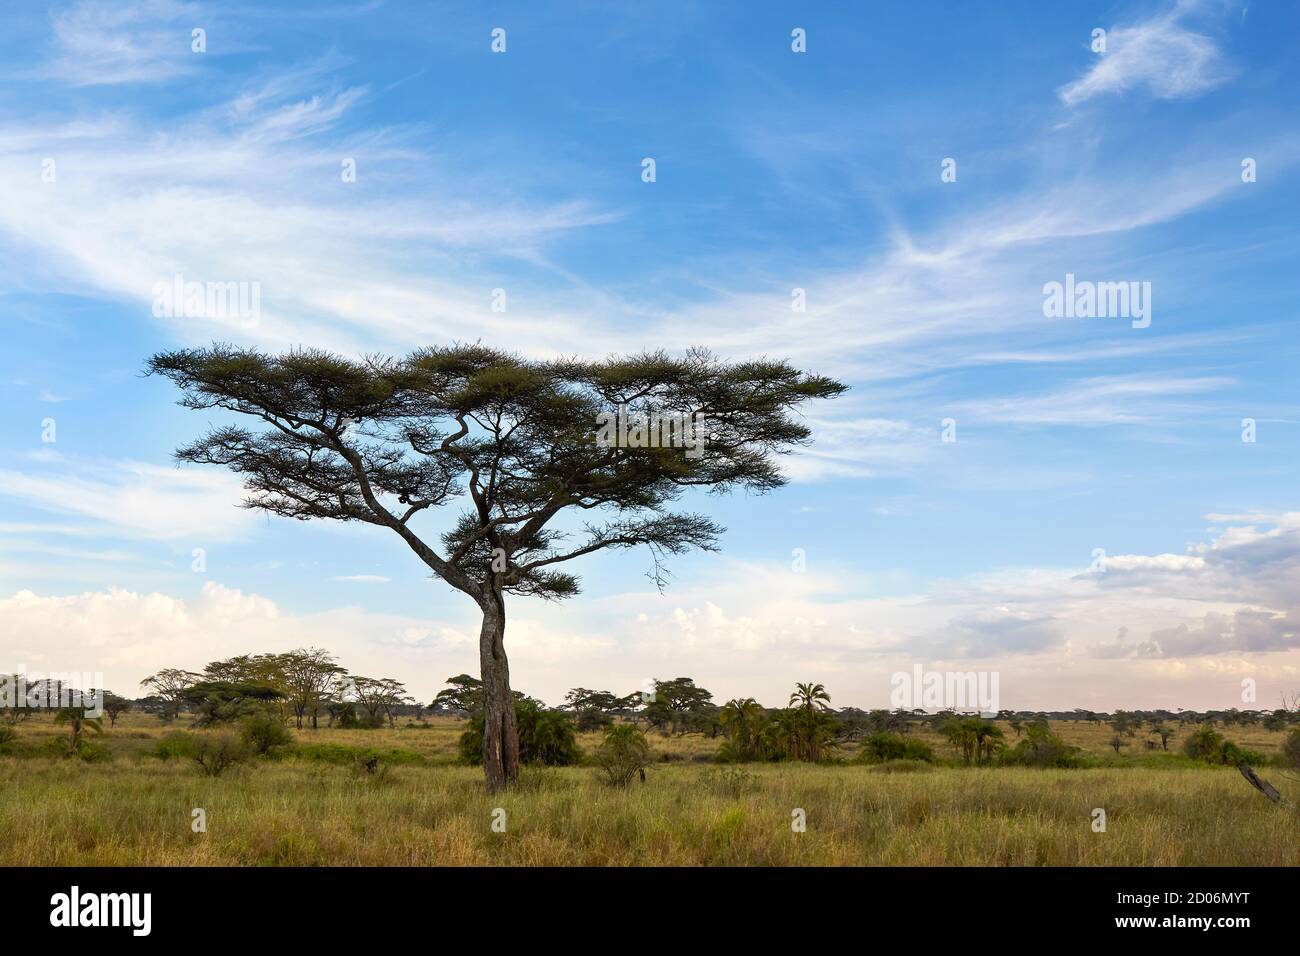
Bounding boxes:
[0,713,1296,866]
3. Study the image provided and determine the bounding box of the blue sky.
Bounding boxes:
[1,0,1297,711]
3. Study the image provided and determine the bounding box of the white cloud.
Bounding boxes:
[0,454,253,541]
[3,512,1298,708]
[952,374,1233,427]
[1059,2,1231,106]
[43,0,206,88]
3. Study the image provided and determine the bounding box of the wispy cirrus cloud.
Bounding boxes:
[0,453,252,541]
[951,373,1234,427]
[41,0,207,87]
[1058,0,1233,107]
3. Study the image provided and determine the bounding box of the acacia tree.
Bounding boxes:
[277,648,347,729]
[349,676,412,728]
[148,344,845,791]
[139,668,201,721]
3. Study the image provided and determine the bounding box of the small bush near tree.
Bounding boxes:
[192,733,248,776]
[459,699,581,767]
[240,713,293,755]
[595,724,652,787]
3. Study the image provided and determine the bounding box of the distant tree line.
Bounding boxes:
[7,655,1298,773]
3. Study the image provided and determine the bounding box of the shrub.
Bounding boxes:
[999,724,1084,768]
[594,724,652,787]
[0,725,16,751]
[1182,725,1265,765]
[701,766,757,797]
[1284,729,1300,771]
[240,713,293,755]
[154,732,198,761]
[192,733,248,777]
[459,699,581,767]
[575,709,614,733]
[858,731,935,764]
[1183,725,1224,761]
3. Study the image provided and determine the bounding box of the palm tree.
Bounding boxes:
[789,682,831,713]
[720,698,765,758]
[788,683,834,762]
[974,722,1005,763]
[53,706,103,757]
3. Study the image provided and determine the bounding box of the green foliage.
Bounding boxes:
[459,699,581,767]
[0,725,16,751]
[858,731,935,764]
[1183,725,1225,761]
[431,675,483,716]
[153,732,198,761]
[1284,729,1300,770]
[240,713,293,755]
[53,706,104,758]
[939,717,1005,764]
[644,678,716,735]
[100,692,133,726]
[192,732,249,776]
[999,723,1083,768]
[701,766,758,797]
[594,723,652,787]
[566,688,625,731]
[183,680,284,726]
[1182,725,1266,765]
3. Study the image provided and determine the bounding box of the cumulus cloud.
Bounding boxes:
[4,512,1299,708]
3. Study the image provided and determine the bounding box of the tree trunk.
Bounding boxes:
[479,590,520,792]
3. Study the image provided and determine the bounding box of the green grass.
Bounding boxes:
[1,714,1295,866]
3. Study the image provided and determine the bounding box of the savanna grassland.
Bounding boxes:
[1,714,1296,866]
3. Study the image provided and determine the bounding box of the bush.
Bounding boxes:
[192,733,248,776]
[701,766,757,797]
[0,725,16,751]
[594,724,652,787]
[153,732,198,761]
[459,699,581,767]
[574,708,614,733]
[1182,725,1265,765]
[1284,729,1300,770]
[858,731,935,764]
[42,737,111,762]
[240,713,293,755]
[999,724,1084,768]
[1183,725,1224,761]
